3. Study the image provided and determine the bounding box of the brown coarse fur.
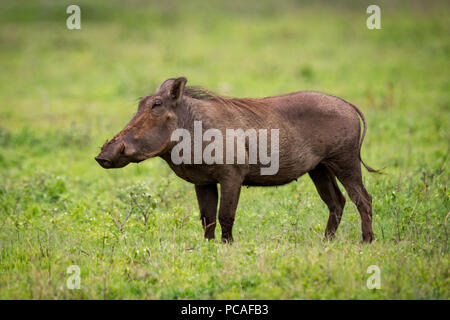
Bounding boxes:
[96,77,378,243]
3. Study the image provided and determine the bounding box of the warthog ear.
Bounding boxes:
[169,77,187,104]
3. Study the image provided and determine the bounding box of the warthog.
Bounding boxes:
[96,77,378,243]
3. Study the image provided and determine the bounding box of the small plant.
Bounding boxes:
[129,191,155,226]
[110,205,133,234]
[116,183,158,227]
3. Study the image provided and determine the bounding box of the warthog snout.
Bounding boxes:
[95,142,127,169]
[94,155,113,168]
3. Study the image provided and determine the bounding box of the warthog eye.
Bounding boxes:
[152,99,162,108]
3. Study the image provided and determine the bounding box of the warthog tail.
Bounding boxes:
[348,102,382,174]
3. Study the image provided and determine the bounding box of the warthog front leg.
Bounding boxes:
[195,184,218,240]
[218,179,242,243]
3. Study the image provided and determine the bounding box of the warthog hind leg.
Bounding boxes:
[309,163,346,240]
[330,158,375,243]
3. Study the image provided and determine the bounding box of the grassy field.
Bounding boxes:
[0,0,448,299]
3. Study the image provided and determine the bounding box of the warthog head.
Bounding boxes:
[95,77,186,169]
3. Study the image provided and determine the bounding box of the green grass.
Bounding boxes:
[0,0,449,299]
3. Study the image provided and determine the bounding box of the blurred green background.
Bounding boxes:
[0,0,448,299]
